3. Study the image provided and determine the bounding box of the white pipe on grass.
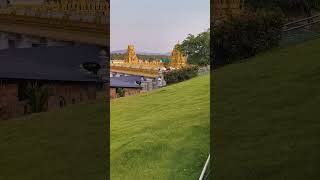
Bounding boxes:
[199,154,210,180]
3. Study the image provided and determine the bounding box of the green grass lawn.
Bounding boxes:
[111,75,210,180]
[213,39,320,179]
[0,97,107,180]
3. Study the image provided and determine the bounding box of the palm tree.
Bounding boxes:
[25,82,49,113]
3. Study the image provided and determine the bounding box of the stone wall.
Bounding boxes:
[124,88,141,97]
[47,83,97,110]
[110,87,141,99]
[0,81,97,120]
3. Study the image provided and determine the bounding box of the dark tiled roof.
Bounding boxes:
[115,75,142,83]
[110,77,141,88]
[0,45,104,82]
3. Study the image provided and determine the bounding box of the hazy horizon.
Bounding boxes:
[111,0,210,53]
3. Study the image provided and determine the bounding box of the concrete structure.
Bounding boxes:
[110,72,166,92]
[110,76,142,99]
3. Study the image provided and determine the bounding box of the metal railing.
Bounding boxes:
[283,14,320,31]
[281,14,320,47]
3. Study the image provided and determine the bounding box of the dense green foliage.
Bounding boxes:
[116,88,125,97]
[213,11,284,67]
[0,95,107,180]
[164,66,199,85]
[111,53,168,61]
[111,75,210,179]
[213,39,320,179]
[178,29,210,66]
[246,0,320,17]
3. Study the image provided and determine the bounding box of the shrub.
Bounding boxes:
[116,88,125,97]
[213,11,284,67]
[164,66,199,85]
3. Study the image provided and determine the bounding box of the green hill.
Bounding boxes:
[0,75,210,180]
[0,97,107,180]
[111,75,210,179]
[213,39,320,179]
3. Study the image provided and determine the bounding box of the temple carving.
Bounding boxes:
[0,0,109,24]
[0,0,109,47]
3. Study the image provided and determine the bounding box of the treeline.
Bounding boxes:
[213,11,284,67]
[164,66,199,85]
[211,0,320,68]
[111,53,169,61]
[178,29,210,66]
[245,0,320,17]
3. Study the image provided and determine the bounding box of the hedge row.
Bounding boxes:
[213,11,284,67]
[164,66,199,85]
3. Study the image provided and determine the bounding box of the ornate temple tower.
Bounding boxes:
[169,43,187,68]
[212,0,244,21]
[125,44,139,64]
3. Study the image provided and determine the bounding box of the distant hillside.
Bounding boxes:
[111,53,170,61]
[111,49,127,54]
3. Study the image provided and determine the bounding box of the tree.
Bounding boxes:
[178,29,210,66]
[245,0,320,17]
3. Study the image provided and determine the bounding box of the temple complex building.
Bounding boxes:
[0,0,109,49]
[110,43,188,94]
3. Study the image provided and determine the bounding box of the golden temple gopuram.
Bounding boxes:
[110,44,188,77]
[169,44,187,68]
[125,45,139,64]
[212,0,244,20]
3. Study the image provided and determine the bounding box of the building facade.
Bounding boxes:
[110,76,142,99]
[0,45,104,120]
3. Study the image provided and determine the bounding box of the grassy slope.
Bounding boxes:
[213,39,320,179]
[111,75,210,180]
[0,98,107,180]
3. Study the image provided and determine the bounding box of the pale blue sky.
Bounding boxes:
[111,0,210,53]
